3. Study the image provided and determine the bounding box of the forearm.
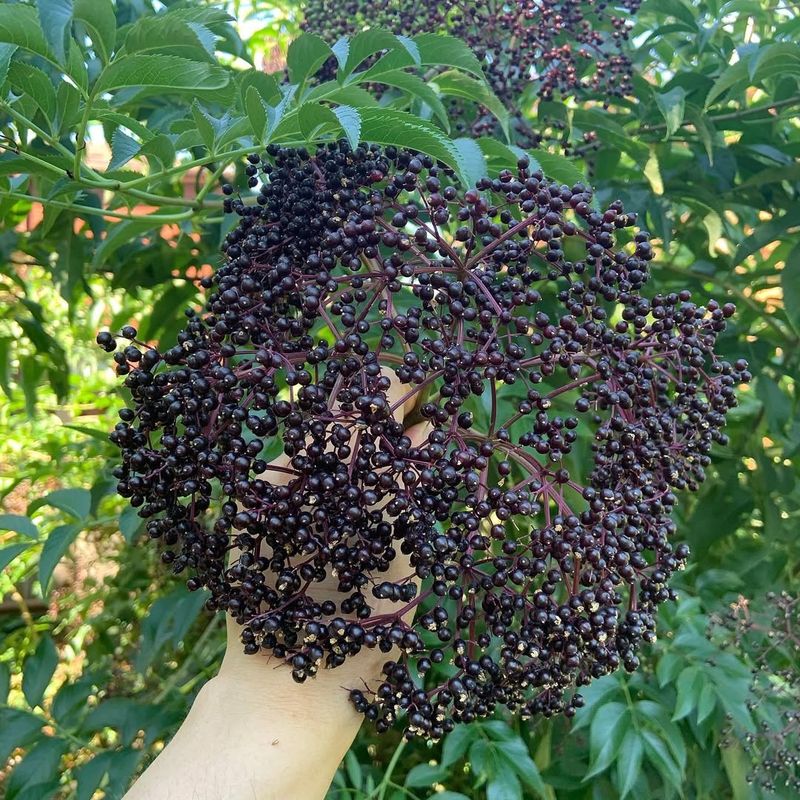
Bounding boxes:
[123,665,362,800]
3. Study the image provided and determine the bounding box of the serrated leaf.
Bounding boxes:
[22,635,58,708]
[74,0,115,63]
[297,101,342,142]
[7,61,56,123]
[654,86,686,138]
[487,770,522,800]
[36,0,72,64]
[331,37,349,70]
[441,723,477,766]
[585,701,628,778]
[0,42,16,85]
[368,69,450,130]
[286,33,331,85]
[672,664,702,720]
[453,138,488,188]
[0,6,52,62]
[341,29,409,78]
[696,681,717,724]
[641,730,683,791]
[332,105,361,150]
[39,523,81,594]
[656,652,683,687]
[412,33,484,78]
[95,54,229,93]
[616,731,644,798]
[357,107,466,181]
[0,513,39,539]
[123,14,216,61]
[529,150,587,186]
[433,70,509,140]
[108,128,141,171]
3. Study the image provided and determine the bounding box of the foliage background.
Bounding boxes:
[0,0,798,798]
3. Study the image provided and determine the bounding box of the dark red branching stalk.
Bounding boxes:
[99,141,749,739]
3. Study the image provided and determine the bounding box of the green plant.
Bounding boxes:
[0,0,798,798]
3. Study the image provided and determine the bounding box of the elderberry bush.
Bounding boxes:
[302,0,639,104]
[100,141,749,739]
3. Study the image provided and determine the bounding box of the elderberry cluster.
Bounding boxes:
[101,141,748,738]
[714,593,800,793]
[302,0,639,104]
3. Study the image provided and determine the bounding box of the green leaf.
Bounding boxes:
[297,101,344,142]
[0,709,44,762]
[672,664,702,720]
[22,635,58,708]
[119,506,143,543]
[135,586,210,673]
[585,701,628,778]
[735,207,800,264]
[696,682,717,724]
[453,138,488,188]
[0,662,9,704]
[123,14,216,61]
[0,41,16,85]
[38,487,92,520]
[641,730,683,791]
[36,0,72,64]
[286,33,331,85]
[405,763,448,787]
[368,69,450,130]
[529,150,587,187]
[357,107,466,180]
[782,242,800,332]
[7,61,56,123]
[487,770,522,800]
[341,29,411,78]
[0,542,32,572]
[4,736,67,800]
[108,128,141,171]
[432,70,509,140]
[51,674,96,726]
[0,513,39,539]
[412,33,484,78]
[656,652,683,687]
[644,149,664,195]
[654,86,686,138]
[191,102,216,150]
[73,0,115,63]
[616,731,643,799]
[95,54,229,93]
[39,523,81,594]
[332,106,362,150]
[92,215,169,268]
[441,723,477,766]
[344,749,363,788]
[75,748,141,800]
[0,5,53,62]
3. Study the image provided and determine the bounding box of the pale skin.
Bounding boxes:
[123,372,428,800]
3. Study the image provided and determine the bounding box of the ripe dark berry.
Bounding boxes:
[103,141,748,739]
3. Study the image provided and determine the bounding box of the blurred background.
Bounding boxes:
[0,1,799,798]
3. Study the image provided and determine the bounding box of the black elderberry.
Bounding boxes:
[103,140,748,739]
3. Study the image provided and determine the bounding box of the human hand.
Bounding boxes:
[124,369,430,800]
